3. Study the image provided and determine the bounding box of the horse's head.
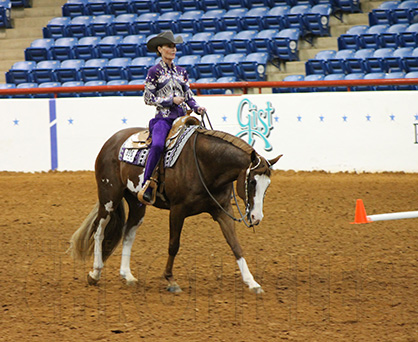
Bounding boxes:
[236,152,282,226]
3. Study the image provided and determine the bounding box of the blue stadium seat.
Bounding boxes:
[11,0,31,7]
[58,81,84,98]
[200,0,222,11]
[108,0,132,16]
[391,0,418,24]
[195,54,223,78]
[14,82,38,98]
[216,53,246,77]
[401,46,418,72]
[283,5,311,33]
[211,76,237,94]
[109,13,136,36]
[130,0,156,15]
[237,52,268,80]
[5,61,36,84]
[117,34,146,57]
[263,5,289,31]
[368,1,400,26]
[175,32,193,56]
[364,47,394,73]
[273,74,304,93]
[220,0,249,10]
[96,35,123,58]
[253,29,280,53]
[195,77,217,94]
[345,48,375,74]
[102,57,131,81]
[397,23,418,47]
[400,70,418,90]
[36,81,62,98]
[133,13,160,35]
[188,32,215,55]
[337,25,368,50]
[323,73,347,92]
[66,15,94,38]
[376,71,405,90]
[219,8,248,31]
[125,78,145,96]
[327,49,355,74]
[305,49,336,75]
[333,0,361,14]
[43,17,72,38]
[270,28,300,60]
[103,79,129,96]
[358,24,389,49]
[50,37,78,61]
[0,83,16,99]
[297,74,324,93]
[231,30,257,54]
[85,0,111,16]
[31,60,61,83]
[55,59,85,82]
[80,80,107,96]
[207,31,236,54]
[24,38,54,62]
[385,46,414,72]
[126,56,155,80]
[379,23,408,48]
[89,14,115,37]
[344,72,364,92]
[303,4,332,37]
[153,0,176,13]
[156,11,182,33]
[174,0,201,12]
[0,0,12,28]
[73,36,101,59]
[178,10,204,33]
[361,72,386,91]
[241,6,269,30]
[177,55,201,79]
[79,58,109,81]
[199,9,226,32]
[62,0,88,18]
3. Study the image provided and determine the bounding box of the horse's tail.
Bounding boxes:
[68,201,126,262]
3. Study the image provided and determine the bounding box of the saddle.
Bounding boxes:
[137,114,201,205]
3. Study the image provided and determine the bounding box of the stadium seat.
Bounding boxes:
[368,1,400,26]
[117,34,146,57]
[344,72,364,92]
[303,4,332,37]
[263,5,290,31]
[0,83,16,99]
[126,56,155,80]
[153,0,175,13]
[385,46,414,72]
[43,17,72,39]
[14,82,38,98]
[178,10,204,33]
[337,25,368,50]
[11,0,31,7]
[24,38,54,62]
[89,14,115,37]
[102,57,131,81]
[273,74,304,93]
[376,71,405,90]
[200,0,222,11]
[237,52,268,80]
[133,13,160,35]
[36,82,62,98]
[297,74,324,93]
[391,0,418,24]
[66,15,94,38]
[397,23,418,47]
[31,60,61,84]
[55,59,85,82]
[85,0,111,16]
[195,77,217,94]
[199,9,226,32]
[283,5,311,34]
[401,46,418,72]
[96,35,123,58]
[49,37,78,61]
[323,73,347,92]
[241,6,269,31]
[80,80,106,97]
[220,0,248,10]
[379,23,409,48]
[109,13,136,36]
[174,0,201,12]
[253,29,280,54]
[62,0,88,18]
[195,54,223,78]
[358,24,390,49]
[130,0,156,15]
[103,79,129,96]
[219,8,248,31]
[108,0,132,16]
[79,58,109,81]
[175,32,193,56]
[216,53,246,78]
[270,28,300,60]
[5,61,36,84]
[73,36,101,59]
[59,80,84,97]
[177,55,201,79]
[0,0,12,28]
[305,49,336,75]
[211,76,237,94]
[125,78,145,96]
[156,11,182,33]
[400,70,418,90]
[206,31,236,54]
[364,47,394,73]
[327,49,355,74]
[231,30,257,54]
[333,0,362,14]
[345,48,375,74]
[361,72,386,91]
[188,32,215,55]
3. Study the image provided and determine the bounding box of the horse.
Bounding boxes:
[69,122,282,294]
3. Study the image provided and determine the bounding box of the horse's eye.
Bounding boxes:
[250,179,257,187]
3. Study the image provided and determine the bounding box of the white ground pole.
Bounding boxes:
[367,210,418,222]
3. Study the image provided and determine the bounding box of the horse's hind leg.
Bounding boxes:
[119,192,146,286]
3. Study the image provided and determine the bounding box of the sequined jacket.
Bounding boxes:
[144,60,199,119]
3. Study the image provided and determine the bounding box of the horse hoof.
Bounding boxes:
[167,284,182,293]
[250,286,264,294]
[125,278,138,287]
[87,273,99,286]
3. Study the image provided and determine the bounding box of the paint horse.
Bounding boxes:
[69,123,282,293]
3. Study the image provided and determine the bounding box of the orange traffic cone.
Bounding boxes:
[351,199,371,224]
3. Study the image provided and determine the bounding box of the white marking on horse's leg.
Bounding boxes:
[120,218,143,284]
[250,174,271,224]
[104,201,114,213]
[89,214,111,281]
[236,257,262,292]
[127,178,141,193]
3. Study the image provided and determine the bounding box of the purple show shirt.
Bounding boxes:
[144,60,199,119]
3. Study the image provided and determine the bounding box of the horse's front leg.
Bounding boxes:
[164,207,185,293]
[214,208,264,294]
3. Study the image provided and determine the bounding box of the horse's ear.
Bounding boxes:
[251,150,258,163]
[268,154,283,167]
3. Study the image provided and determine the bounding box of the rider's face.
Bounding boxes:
[158,43,177,64]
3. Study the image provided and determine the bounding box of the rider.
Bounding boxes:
[139,30,206,205]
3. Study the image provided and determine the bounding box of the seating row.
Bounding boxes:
[369,0,418,26]
[338,23,418,50]
[275,71,418,92]
[26,30,300,62]
[305,47,418,75]
[44,5,331,39]
[6,53,269,85]
[0,0,11,28]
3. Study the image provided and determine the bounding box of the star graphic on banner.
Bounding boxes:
[342,115,348,122]
[274,116,279,123]
[222,115,227,122]
[366,114,371,121]
[121,117,128,124]
[68,118,74,125]
[297,115,302,122]
[389,114,395,121]
[319,115,324,122]
[415,114,418,121]
[13,119,19,126]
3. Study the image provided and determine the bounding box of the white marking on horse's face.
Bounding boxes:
[127,178,141,193]
[104,201,114,213]
[250,174,270,225]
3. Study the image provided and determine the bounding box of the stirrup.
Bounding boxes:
[137,179,158,205]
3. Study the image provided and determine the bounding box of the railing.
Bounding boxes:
[1,78,418,97]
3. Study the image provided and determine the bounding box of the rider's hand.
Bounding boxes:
[173,96,185,105]
[197,107,206,115]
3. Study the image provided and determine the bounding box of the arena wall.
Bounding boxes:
[1,91,418,172]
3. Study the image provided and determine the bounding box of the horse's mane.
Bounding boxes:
[196,128,254,155]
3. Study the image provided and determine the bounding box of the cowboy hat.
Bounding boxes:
[147,30,183,52]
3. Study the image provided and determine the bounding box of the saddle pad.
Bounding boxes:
[118,125,198,168]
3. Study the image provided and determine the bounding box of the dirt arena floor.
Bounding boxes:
[0,170,417,341]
